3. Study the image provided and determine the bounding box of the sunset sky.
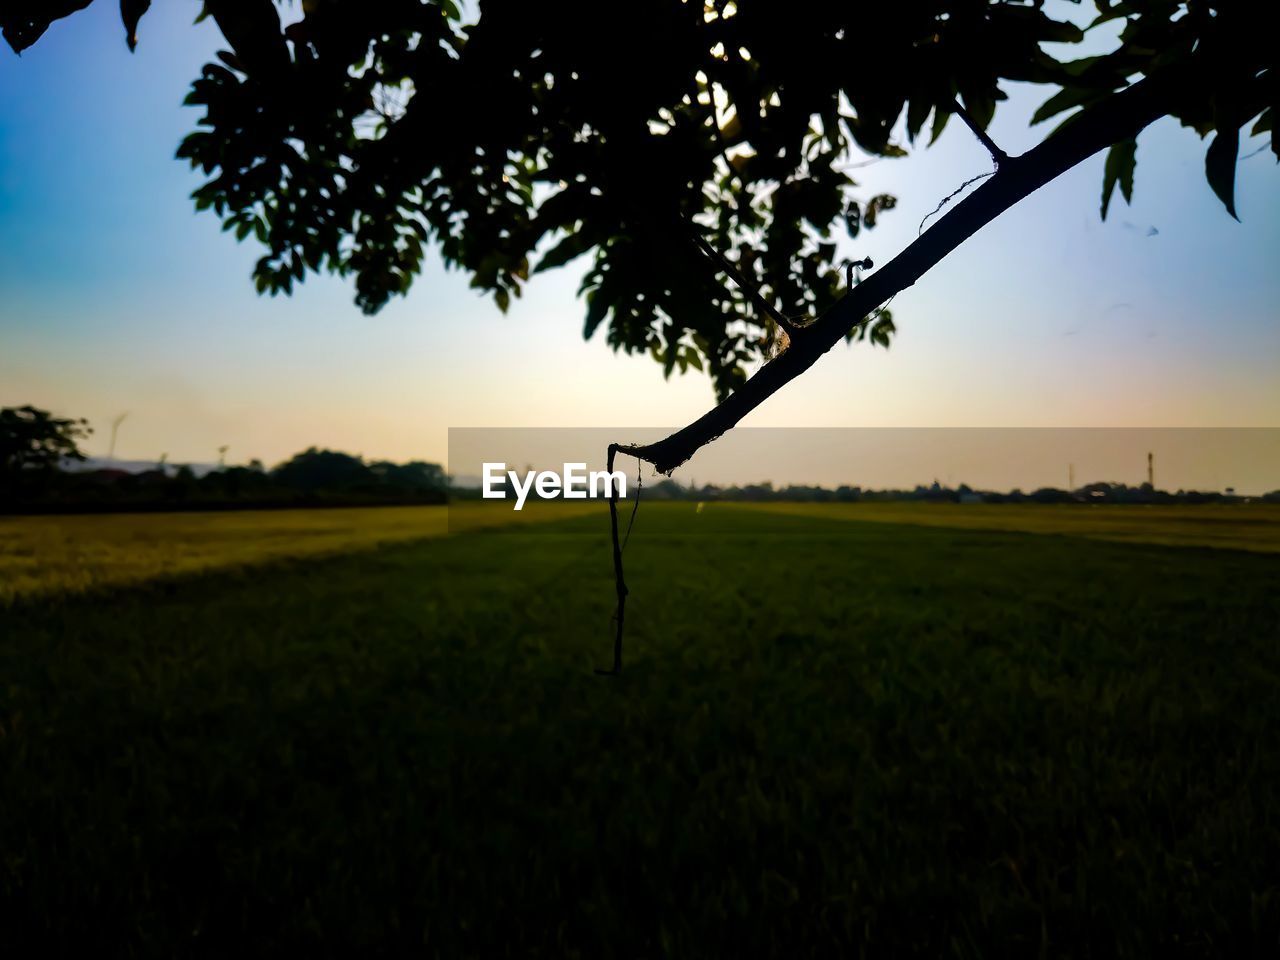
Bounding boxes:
[1,1,1276,484]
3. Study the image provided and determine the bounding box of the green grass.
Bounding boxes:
[0,502,592,602]
[736,501,1280,553]
[1,504,1278,955]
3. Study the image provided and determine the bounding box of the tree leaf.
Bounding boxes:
[928,106,950,146]
[1205,127,1240,220]
[1,0,93,54]
[1032,85,1105,125]
[1100,138,1136,220]
[843,202,861,239]
[121,0,151,52]
[863,194,896,229]
[583,289,609,338]
[870,313,895,348]
[1039,20,1085,44]
[534,231,593,273]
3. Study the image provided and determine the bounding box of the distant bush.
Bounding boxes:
[1,442,448,515]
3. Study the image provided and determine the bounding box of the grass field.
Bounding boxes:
[0,502,591,602]
[2,503,1278,954]
[740,501,1280,553]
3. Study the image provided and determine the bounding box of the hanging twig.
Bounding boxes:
[596,451,644,676]
[845,258,874,288]
[918,171,996,235]
[596,443,629,676]
[621,457,642,552]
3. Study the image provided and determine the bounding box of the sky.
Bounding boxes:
[1,1,1277,487]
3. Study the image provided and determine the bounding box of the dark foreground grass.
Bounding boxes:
[1,504,1278,956]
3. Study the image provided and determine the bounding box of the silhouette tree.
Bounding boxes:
[0,405,92,481]
[2,1,1270,471]
[369,459,448,493]
[271,447,374,491]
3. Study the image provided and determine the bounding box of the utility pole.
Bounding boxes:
[1068,463,1074,491]
[107,412,128,462]
[1147,451,1154,489]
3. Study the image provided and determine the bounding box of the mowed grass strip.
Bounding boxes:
[731,500,1280,553]
[0,501,597,603]
[2,504,1278,954]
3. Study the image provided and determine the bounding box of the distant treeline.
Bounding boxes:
[2,447,448,514]
[588,478,1279,505]
[3,403,1275,514]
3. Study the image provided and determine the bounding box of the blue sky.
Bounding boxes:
[1,1,1276,472]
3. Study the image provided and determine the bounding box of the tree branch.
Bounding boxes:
[948,97,1009,165]
[602,70,1192,671]
[686,225,799,337]
[619,69,1190,475]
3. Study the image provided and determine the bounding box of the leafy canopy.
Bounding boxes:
[0,405,93,477]
[3,1,1273,398]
